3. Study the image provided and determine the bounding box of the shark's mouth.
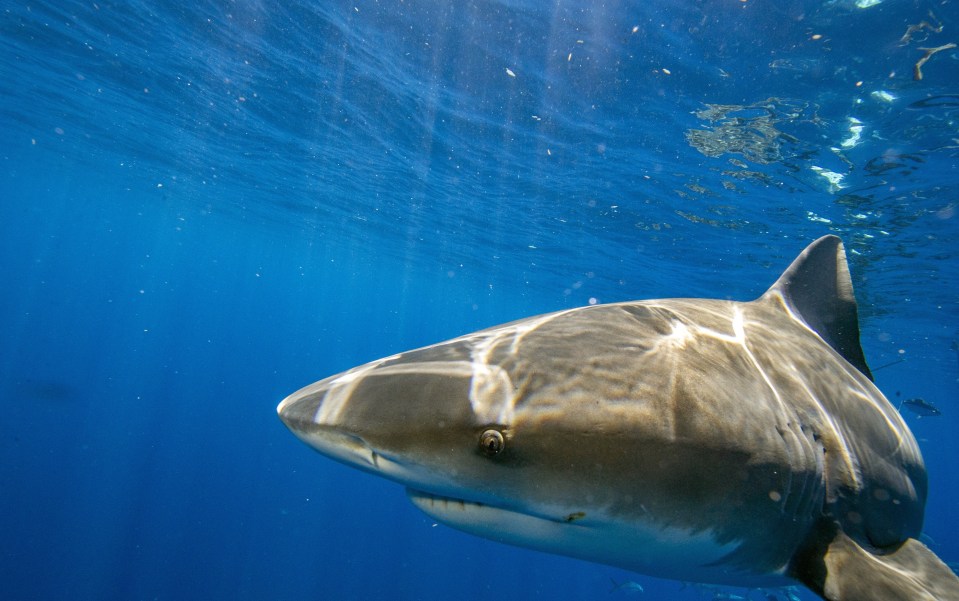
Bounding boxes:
[406,488,588,527]
[406,488,495,516]
[405,488,627,577]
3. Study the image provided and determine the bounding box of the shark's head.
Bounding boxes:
[276,327,604,521]
[277,337,522,507]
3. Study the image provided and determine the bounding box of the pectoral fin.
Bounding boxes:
[792,524,959,600]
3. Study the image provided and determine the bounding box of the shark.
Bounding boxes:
[278,235,959,600]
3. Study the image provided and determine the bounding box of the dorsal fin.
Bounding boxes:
[761,235,873,380]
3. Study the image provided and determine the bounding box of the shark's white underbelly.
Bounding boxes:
[407,489,793,587]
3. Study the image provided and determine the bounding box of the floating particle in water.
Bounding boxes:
[871,90,897,103]
[913,43,956,81]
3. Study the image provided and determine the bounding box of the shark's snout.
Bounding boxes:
[276,383,324,432]
[276,357,483,487]
[277,378,385,471]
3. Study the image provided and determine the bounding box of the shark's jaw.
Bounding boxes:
[406,488,592,538]
[406,488,603,549]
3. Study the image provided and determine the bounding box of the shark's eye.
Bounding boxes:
[479,429,505,456]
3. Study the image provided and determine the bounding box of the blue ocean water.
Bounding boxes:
[1,1,957,599]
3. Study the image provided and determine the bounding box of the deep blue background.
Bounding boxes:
[1,1,957,600]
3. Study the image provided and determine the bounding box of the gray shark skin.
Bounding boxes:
[278,236,959,600]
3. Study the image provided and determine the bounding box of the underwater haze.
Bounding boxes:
[1,1,957,600]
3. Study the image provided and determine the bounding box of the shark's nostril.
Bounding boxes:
[337,431,375,463]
